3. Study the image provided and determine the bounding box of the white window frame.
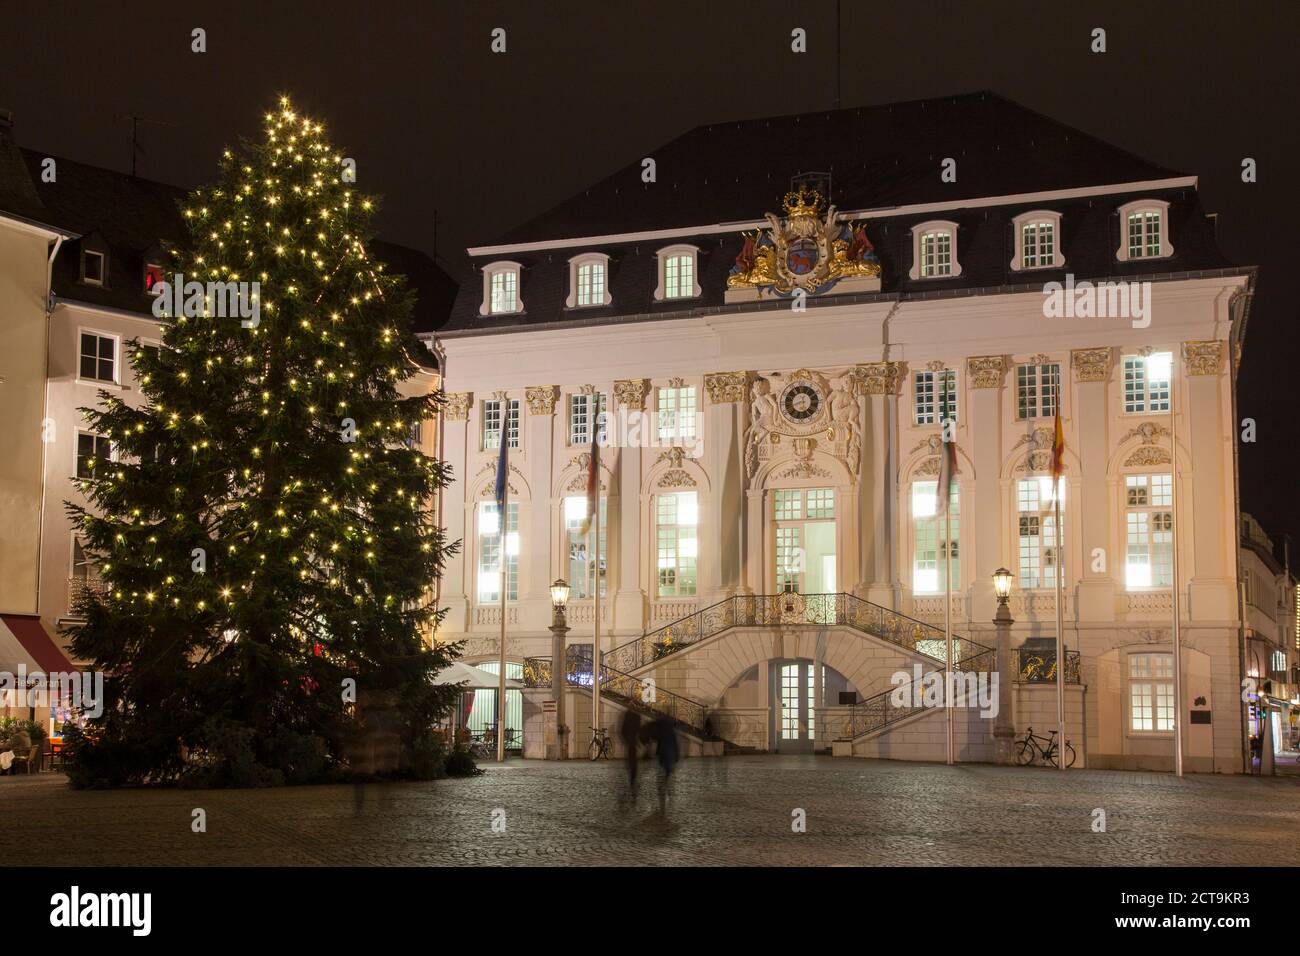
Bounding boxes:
[565,253,612,309]
[479,261,523,316]
[81,248,106,286]
[1121,352,1173,414]
[77,329,119,385]
[1124,474,1174,590]
[482,398,521,451]
[568,390,607,446]
[913,369,958,425]
[654,244,701,301]
[75,430,114,480]
[1116,199,1173,261]
[1016,476,1065,590]
[563,495,608,599]
[1010,210,1065,271]
[909,220,962,280]
[911,480,959,594]
[1127,651,1175,734]
[1015,361,1061,420]
[476,501,520,603]
[656,491,699,598]
[71,534,97,582]
[656,385,698,442]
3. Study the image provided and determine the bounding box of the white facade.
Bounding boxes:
[436,271,1253,772]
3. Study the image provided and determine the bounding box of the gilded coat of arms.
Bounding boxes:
[728,186,880,296]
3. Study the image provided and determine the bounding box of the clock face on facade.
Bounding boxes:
[781,383,821,422]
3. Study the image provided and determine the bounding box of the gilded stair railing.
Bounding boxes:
[522,652,724,743]
[602,592,994,675]
[840,646,998,739]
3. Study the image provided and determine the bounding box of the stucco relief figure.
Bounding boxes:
[744,378,778,478]
[831,373,861,474]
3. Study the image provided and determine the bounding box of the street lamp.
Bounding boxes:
[993,567,1013,604]
[550,578,571,617]
[992,568,1016,765]
[549,579,570,760]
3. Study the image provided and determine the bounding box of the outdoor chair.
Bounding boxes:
[11,745,40,774]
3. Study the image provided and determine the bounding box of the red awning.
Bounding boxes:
[0,614,75,673]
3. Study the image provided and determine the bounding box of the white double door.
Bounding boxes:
[772,660,820,753]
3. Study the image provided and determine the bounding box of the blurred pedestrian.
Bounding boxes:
[650,715,679,814]
[619,709,642,805]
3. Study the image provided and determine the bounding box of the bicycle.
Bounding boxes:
[589,726,613,760]
[1015,726,1076,768]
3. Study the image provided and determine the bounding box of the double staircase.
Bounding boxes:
[526,592,997,751]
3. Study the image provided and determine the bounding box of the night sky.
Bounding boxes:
[5,0,1298,552]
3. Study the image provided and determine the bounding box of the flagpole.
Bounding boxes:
[592,488,601,745]
[945,504,954,766]
[942,373,954,766]
[1170,356,1184,777]
[1054,378,1066,770]
[492,422,510,766]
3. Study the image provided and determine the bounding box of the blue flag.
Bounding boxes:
[493,427,509,512]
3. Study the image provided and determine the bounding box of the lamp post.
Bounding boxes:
[549,579,571,760]
[992,567,1017,765]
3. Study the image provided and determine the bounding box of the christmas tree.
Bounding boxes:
[65,96,460,787]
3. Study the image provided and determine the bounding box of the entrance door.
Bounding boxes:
[772,660,818,753]
[772,488,837,596]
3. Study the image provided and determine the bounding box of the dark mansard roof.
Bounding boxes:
[444,91,1241,335]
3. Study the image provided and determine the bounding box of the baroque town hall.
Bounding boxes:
[428,92,1259,771]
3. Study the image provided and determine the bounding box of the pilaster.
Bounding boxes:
[612,379,649,633]
[967,355,1007,623]
[522,385,558,629]
[1072,347,1117,620]
[1182,341,1234,620]
[704,371,751,601]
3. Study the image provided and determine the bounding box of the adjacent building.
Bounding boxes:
[0,114,455,723]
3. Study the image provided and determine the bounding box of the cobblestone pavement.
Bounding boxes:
[3,757,1300,866]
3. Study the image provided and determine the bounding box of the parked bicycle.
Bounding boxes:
[1015,726,1076,768]
[589,726,613,760]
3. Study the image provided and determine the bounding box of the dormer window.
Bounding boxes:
[82,249,106,286]
[480,262,522,316]
[1011,211,1065,271]
[145,262,166,295]
[909,221,961,280]
[1117,199,1173,261]
[565,253,612,309]
[654,245,701,301]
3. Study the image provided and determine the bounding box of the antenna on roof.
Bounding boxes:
[115,113,176,177]
[833,0,842,110]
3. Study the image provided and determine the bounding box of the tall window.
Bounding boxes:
[1017,477,1064,588]
[1123,352,1172,413]
[569,392,607,445]
[914,370,958,425]
[1021,221,1055,269]
[664,254,694,299]
[912,480,959,593]
[1129,653,1175,732]
[1125,474,1173,589]
[477,501,519,603]
[489,268,518,314]
[657,385,697,442]
[482,398,520,450]
[1016,362,1060,419]
[575,261,605,307]
[76,432,112,479]
[1127,210,1162,259]
[72,537,96,581]
[564,495,607,599]
[79,332,116,383]
[919,230,952,277]
[656,492,698,597]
